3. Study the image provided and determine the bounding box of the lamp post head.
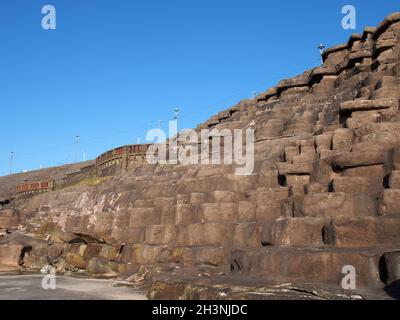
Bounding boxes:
[318,43,325,52]
[174,107,180,120]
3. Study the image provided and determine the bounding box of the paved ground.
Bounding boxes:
[0,273,147,300]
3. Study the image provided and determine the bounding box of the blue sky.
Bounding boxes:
[0,0,399,175]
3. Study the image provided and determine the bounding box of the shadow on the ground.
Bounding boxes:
[384,280,400,300]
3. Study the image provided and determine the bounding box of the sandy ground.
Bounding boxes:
[0,273,147,300]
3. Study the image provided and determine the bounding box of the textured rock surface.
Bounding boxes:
[2,12,400,299]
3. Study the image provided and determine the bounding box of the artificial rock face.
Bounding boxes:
[2,12,400,298]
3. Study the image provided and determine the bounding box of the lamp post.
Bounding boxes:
[74,135,80,163]
[252,91,256,99]
[9,151,14,175]
[173,107,179,121]
[318,43,325,65]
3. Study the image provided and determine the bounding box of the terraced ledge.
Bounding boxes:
[340,99,399,112]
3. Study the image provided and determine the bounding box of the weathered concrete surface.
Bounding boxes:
[0,273,146,300]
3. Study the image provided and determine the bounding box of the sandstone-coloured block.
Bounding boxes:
[315,133,333,153]
[342,164,386,178]
[257,171,280,188]
[129,208,160,227]
[65,252,88,269]
[277,161,314,175]
[189,193,208,204]
[256,201,283,222]
[332,176,383,197]
[93,212,113,239]
[389,170,400,189]
[256,187,288,203]
[210,191,238,203]
[0,217,19,229]
[238,201,256,222]
[0,244,23,270]
[111,227,145,243]
[87,257,117,275]
[305,182,329,194]
[83,244,103,259]
[284,146,300,163]
[235,247,381,287]
[176,223,234,247]
[324,216,400,247]
[233,223,262,249]
[332,129,353,151]
[100,245,119,261]
[374,86,400,99]
[332,151,387,169]
[390,148,400,170]
[271,217,326,246]
[340,98,398,112]
[169,247,195,265]
[286,175,310,195]
[119,244,169,265]
[379,189,400,216]
[194,247,229,267]
[144,225,176,245]
[175,204,196,225]
[295,193,377,218]
[134,199,154,208]
[199,203,238,223]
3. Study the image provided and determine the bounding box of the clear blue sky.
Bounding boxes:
[0,0,398,175]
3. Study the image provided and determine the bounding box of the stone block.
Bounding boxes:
[129,208,160,227]
[379,189,400,216]
[332,129,353,151]
[175,204,196,225]
[233,223,262,249]
[199,203,238,223]
[340,98,397,112]
[271,217,326,247]
[176,223,234,247]
[238,201,256,222]
[294,193,377,218]
[332,176,383,197]
[324,216,400,247]
[389,170,400,189]
[194,247,229,267]
[144,225,176,245]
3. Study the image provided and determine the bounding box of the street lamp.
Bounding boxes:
[74,135,80,163]
[9,152,14,175]
[174,107,179,120]
[318,43,325,65]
